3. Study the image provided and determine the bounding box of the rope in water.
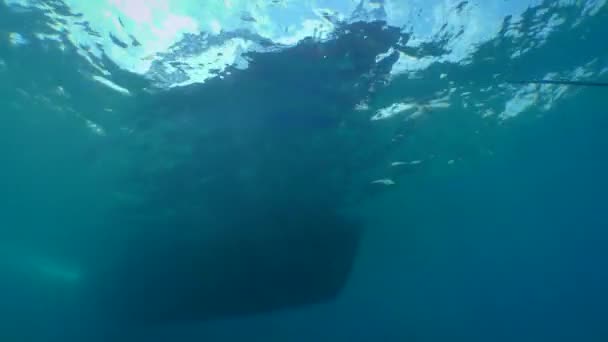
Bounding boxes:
[508,79,608,87]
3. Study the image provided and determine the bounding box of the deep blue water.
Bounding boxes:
[1,1,608,341]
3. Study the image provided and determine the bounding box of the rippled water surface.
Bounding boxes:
[1,0,608,341]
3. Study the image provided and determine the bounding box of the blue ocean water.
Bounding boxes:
[1,0,608,341]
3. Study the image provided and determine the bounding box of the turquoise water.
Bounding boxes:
[1,0,608,341]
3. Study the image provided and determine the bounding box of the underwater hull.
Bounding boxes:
[91,206,362,325]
